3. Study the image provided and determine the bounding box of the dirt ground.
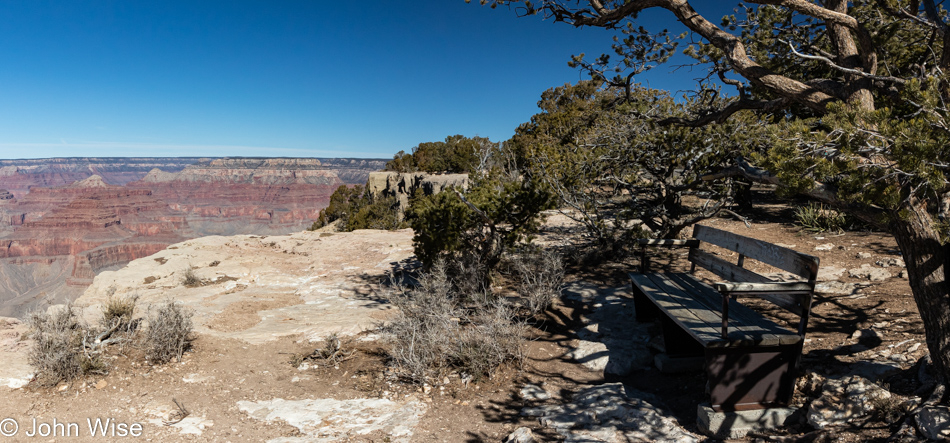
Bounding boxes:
[0,194,932,442]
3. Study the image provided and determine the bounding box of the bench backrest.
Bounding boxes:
[690,225,820,320]
[691,225,819,282]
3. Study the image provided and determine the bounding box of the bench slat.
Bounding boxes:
[631,273,800,348]
[666,274,800,346]
[693,225,819,281]
[690,249,808,316]
[690,249,773,283]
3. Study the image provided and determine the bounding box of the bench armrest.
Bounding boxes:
[637,238,700,247]
[714,282,813,294]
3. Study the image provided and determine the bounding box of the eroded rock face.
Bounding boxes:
[76,228,415,344]
[366,171,469,215]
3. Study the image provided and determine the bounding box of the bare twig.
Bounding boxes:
[163,398,190,426]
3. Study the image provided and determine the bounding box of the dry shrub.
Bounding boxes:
[383,258,525,384]
[511,247,564,315]
[100,294,139,335]
[291,332,355,367]
[26,304,100,386]
[144,301,194,364]
[452,300,526,380]
[181,266,201,287]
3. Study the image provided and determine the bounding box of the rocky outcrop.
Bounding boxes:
[76,228,415,344]
[367,171,469,212]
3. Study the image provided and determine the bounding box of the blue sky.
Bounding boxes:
[0,1,731,159]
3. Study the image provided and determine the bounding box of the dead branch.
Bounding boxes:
[163,398,190,426]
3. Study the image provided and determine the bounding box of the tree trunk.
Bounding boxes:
[889,201,950,383]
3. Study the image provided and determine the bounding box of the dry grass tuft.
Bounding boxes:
[181,266,202,287]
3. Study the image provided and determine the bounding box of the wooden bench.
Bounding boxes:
[630,224,819,412]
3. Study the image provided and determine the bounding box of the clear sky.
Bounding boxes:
[0,1,728,160]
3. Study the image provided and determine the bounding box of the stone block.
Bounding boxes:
[697,404,796,439]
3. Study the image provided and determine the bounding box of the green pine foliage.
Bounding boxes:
[384,134,488,173]
[510,80,758,257]
[310,184,406,232]
[406,166,553,270]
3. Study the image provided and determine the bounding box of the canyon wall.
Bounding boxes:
[0,157,387,317]
[0,157,202,198]
[129,158,387,235]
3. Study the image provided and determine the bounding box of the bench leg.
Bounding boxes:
[705,343,802,412]
[631,281,659,323]
[659,314,704,357]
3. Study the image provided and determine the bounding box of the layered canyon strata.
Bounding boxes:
[0,157,387,317]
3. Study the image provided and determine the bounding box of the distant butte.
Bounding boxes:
[0,157,387,317]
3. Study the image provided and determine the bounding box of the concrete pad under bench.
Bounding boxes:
[697,403,797,439]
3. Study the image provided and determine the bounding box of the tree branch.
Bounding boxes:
[704,158,888,225]
[657,97,788,127]
[782,40,906,85]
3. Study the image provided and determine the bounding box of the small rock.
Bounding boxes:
[504,427,535,443]
[807,375,892,429]
[816,266,846,281]
[873,321,890,329]
[815,243,835,251]
[849,264,891,282]
[889,354,907,362]
[520,384,551,402]
[796,372,826,397]
[851,328,882,341]
[567,340,609,372]
[899,270,908,279]
[856,252,873,259]
[95,380,108,390]
[815,281,858,295]
[908,343,921,353]
[876,257,905,268]
[917,406,950,440]
[57,384,68,392]
[851,361,904,381]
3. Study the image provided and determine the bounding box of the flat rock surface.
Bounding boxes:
[522,383,698,443]
[238,397,427,443]
[76,229,415,344]
[562,282,652,376]
[0,318,31,389]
